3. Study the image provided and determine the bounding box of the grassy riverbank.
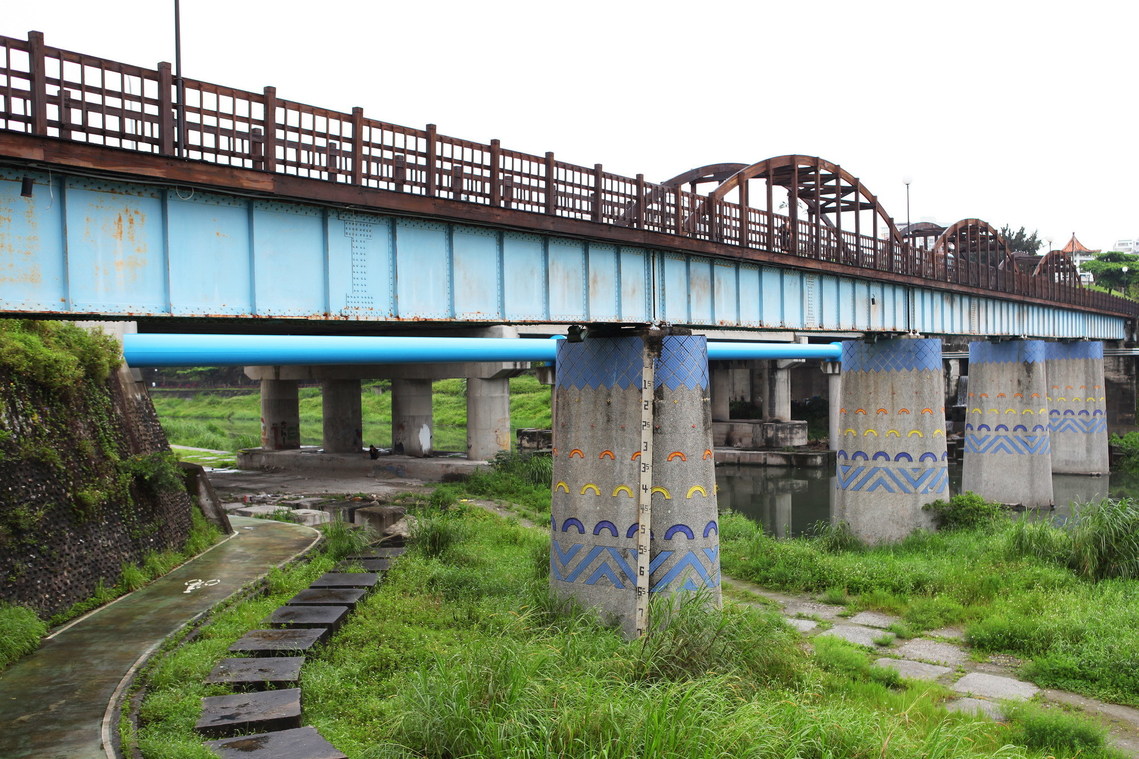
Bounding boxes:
[151,375,552,452]
[132,501,1122,759]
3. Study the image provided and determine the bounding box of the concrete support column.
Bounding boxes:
[551,329,720,638]
[962,341,1053,508]
[392,378,433,457]
[749,363,766,417]
[467,377,511,460]
[769,361,792,421]
[1046,341,1109,475]
[822,360,842,451]
[710,363,731,421]
[321,379,362,454]
[260,379,301,450]
[834,338,946,543]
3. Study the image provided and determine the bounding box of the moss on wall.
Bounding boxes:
[0,321,193,616]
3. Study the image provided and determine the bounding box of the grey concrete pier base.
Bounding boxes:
[466,377,511,461]
[392,379,433,457]
[962,341,1052,508]
[260,379,301,450]
[550,329,720,638]
[321,379,362,453]
[833,338,946,543]
[1046,341,1109,475]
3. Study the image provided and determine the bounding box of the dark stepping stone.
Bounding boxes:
[195,687,302,738]
[309,572,378,588]
[263,604,350,634]
[337,558,390,572]
[206,726,348,759]
[351,546,405,559]
[229,628,327,656]
[206,656,305,690]
[286,587,368,608]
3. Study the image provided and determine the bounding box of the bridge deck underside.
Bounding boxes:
[0,169,1125,340]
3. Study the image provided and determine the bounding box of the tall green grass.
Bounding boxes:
[0,604,48,669]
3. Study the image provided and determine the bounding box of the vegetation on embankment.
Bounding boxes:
[132,502,1122,759]
[0,320,222,670]
[151,374,552,452]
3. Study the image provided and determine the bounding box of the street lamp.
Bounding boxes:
[903,177,912,235]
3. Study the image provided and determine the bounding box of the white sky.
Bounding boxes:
[6,0,1137,252]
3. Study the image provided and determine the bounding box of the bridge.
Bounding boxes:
[0,31,1131,634]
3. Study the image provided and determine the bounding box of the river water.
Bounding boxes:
[715,464,1139,537]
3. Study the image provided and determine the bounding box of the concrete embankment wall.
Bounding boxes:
[0,363,194,616]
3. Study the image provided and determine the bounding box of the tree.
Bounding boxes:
[998,225,1043,254]
[1080,251,1139,295]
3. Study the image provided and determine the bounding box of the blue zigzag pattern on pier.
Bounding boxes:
[550,540,637,588]
[555,335,708,390]
[841,338,942,373]
[836,464,948,494]
[968,340,1046,365]
[965,434,1051,455]
[1049,418,1108,435]
[649,548,720,593]
[1044,341,1103,361]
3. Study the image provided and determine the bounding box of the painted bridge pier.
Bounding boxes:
[550,327,720,637]
[962,341,1053,508]
[1046,341,1110,476]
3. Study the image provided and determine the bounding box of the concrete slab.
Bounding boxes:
[337,558,391,572]
[205,657,305,690]
[309,572,379,588]
[946,697,1004,720]
[286,587,369,608]
[233,503,295,518]
[782,600,846,620]
[785,617,818,633]
[350,547,405,559]
[849,611,900,629]
[874,658,951,682]
[952,672,1039,701]
[263,605,350,634]
[290,508,332,526]
[195,688,302,738]
[895,638,968,667]
[205,726,348,759]
[817,624,883,648]
[228,628,328,656]
[927,626,965,640]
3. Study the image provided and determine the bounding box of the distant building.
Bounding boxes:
[1113,239,1139,254]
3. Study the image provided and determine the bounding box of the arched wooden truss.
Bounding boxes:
[1033,250,1082,287]
[926,219,1016,283]
[704,155,905,267]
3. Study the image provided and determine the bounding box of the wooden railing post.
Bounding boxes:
[592,163,604,223]
[158,62,175,155]
[262,86,278,172]
[674,186,684,236]
[635,174,645,229]
[544,152,557,214]
[426,124,438,197]
[59,89,72,141]
[351,107,365,185]
[489,139,501,206]
[28,31,47,135]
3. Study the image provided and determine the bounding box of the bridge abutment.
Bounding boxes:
[551,328,720,638]
[961,340,1053,508]
[1046,342,1109,475]
[833,337,946,543]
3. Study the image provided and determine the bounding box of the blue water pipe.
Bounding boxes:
[122,333,842,368]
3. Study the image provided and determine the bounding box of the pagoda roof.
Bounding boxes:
[1061,234,1099,255]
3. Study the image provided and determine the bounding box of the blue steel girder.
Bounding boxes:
[0,168,1127,340]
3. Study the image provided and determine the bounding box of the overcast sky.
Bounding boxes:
[6,0,1137,252]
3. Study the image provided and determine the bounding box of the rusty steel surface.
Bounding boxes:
[0,31,1134,319]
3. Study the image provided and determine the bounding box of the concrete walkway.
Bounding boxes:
[0,517,319,759]
[723,578,1139,757]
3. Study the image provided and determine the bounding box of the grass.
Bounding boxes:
[153,375,552,454]
[0,604,48,669]
[131,504,1123,759]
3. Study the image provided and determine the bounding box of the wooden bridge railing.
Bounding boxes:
[2,32,1135,318]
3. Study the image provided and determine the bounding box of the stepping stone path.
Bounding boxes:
[722,578,1139,755]
[192,541,408,757]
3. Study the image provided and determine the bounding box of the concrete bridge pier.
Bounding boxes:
[551,327,720,638]
[260,379,301,450]
[961,341,1053,508]
[466,377,511,461]
[321,379,363,453]
[821,360,842,450]
[833,337,946,543]
[1046,341,1109,475]
[392,379,434,457]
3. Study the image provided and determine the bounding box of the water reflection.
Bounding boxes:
[716,465,1139,537]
